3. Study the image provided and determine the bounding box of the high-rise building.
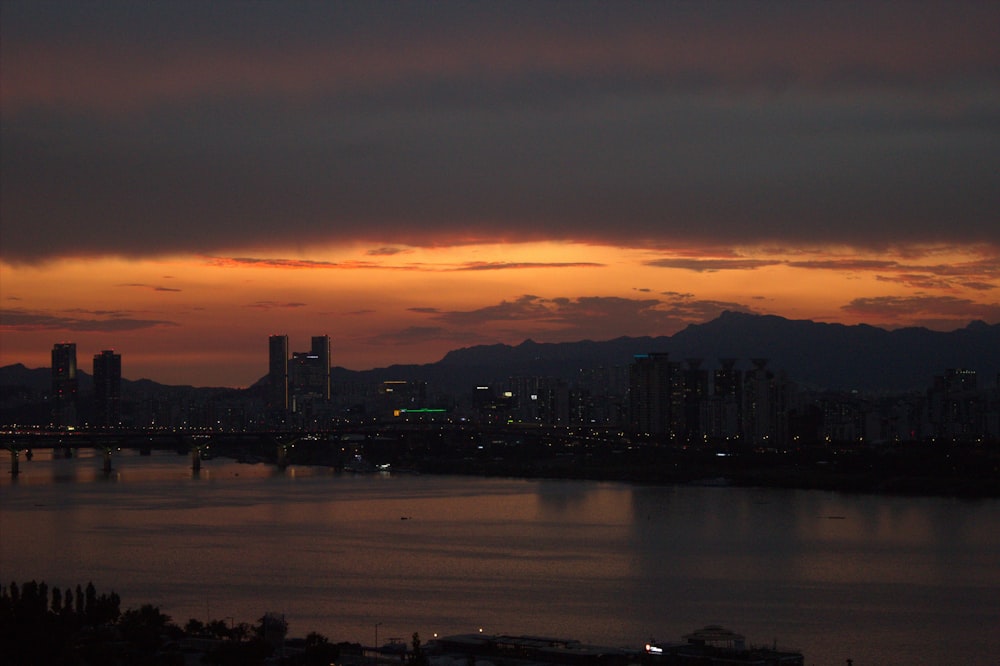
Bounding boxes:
[270,335,331,416]
[51,342,78,426]
[310,335,331,401]
[706,358,743,441]
[93,350,122,427]
[268,335,289,411]
[629,352,683,437]
[291,339,331,399]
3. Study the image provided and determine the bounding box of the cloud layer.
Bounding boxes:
[2,1,998,262]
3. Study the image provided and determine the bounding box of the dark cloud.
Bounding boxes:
[786,259,901,271]
[247,301,307,310]
[452,262,605,271]
[1,2,997,262]
[875,274,954,290]
[119,283,182,292]
[211,257,346,269]
[429,295,556,327]
[366,247,410,257]
[841,295,1000,321]
[414,293,756,340]
[0,307,178,331]
[645,258,784,272]
[649,255,1000,290]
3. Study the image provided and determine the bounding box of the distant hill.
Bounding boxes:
[0,363,238,400]
[4,313,1000,396]
[336,312,1000,393]
[666,311,999,391]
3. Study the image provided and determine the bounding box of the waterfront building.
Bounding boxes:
[93,349,122,427]
[51,342,78,427]
[291,335,331,402]
[629,352,684,437]
[268,334,289,412]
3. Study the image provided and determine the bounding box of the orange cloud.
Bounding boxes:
[0,307,178,332]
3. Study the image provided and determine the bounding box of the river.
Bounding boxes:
[1,448,998,665]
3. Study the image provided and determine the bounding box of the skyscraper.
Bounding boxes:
[93,350,122,427]
[268,335,289,411]
[290,335,331,401]
[310,335,331,401]
[628,352,683,437]
[51,342,78,426]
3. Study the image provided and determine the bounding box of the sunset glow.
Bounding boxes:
[2,2,997,386]
[3,241,996,386]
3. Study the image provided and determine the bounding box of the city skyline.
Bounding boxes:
[2,1,998,387]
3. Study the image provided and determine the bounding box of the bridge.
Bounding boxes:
[2,423,631,478]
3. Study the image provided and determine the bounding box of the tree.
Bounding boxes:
[411,632,429,666]
[206,618,231,640]
[186,618,206,635]
[119,603,173,654]
[301,632,340,666]
[51,586,62,615]
[255,612,287,649]
[231,622,252,642]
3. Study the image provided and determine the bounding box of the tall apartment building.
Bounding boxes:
[268,335,289,411]
[291,335,331,401]
[629,352,684,437]
[268,335,331,416]
[51,342,78,426]
[93,350,122,427]
[704,358,743,441]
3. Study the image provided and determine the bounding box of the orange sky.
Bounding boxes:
[2,242,997,386]
[1,3,997,385]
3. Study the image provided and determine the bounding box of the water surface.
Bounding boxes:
[2,449,998,665]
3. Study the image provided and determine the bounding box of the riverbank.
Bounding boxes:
[412,442,1000,498]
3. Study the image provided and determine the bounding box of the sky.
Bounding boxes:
[1,1,998,387]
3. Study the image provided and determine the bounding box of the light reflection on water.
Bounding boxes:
[2,449,998,666]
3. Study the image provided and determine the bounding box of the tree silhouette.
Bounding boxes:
[119,603,172,654]
[411,632,429,666]
[186,617,206,635]
[255,612,288,649]
[207,618,231,639]
[51,586,62,615]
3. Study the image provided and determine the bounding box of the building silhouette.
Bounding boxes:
[291,335,331,402]
[51,342,78,427]
[268,335,289,412]
[629,352,684,437]
[92,350,122,427]
[267,335,331,423]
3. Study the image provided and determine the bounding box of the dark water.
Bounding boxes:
[2,449,998,665]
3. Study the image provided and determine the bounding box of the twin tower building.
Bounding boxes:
[267,335,331,414]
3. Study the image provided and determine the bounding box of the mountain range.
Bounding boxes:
[335,311,1000,394]
[3,312,999,397]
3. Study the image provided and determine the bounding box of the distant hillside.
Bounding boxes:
[5,313,1000,396]
[0,363,238,400]
[340,312,1000,393]
[666,312,999,391]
